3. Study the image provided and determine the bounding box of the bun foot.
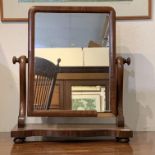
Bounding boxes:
[13,137,26,144]
[116,137,129,143]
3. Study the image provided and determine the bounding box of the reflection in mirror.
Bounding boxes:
[34,57,61,110]
[34,12,110,113]
[35,13,109,48]
[35,13,110,67]
[72,86,106,112]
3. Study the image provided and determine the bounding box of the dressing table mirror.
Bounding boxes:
[11,6,133,143]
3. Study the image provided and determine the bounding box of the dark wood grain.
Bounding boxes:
[12,56,28,128]
[59,67,109,73]
[11,124,133,139]
[28,6,116,117]
[1,132,155,155]
[29,110,97,117]
[57,73,109,80]
[116,57,131,127]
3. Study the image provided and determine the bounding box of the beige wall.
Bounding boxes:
[35,48,109,66]
[0,3,155,131]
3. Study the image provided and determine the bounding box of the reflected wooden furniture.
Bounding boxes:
[11,6,133,143]
[34,57,61,110]
[44,70,109,110]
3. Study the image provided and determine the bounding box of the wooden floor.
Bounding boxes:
[0,132,155,155]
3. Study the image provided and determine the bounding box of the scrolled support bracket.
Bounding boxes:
[116,56,131,127]
[12,56,28,128]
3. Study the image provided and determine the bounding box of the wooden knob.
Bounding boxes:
[123,57,131,65]
[12,56,19,64]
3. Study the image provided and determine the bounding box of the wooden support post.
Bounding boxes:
[12,56,28,128]
[116,57,130,127]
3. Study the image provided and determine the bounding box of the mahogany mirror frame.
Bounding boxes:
[27,6,116,117]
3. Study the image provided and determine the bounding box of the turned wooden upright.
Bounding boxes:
[12,56,28,128]
[116,57,131,127]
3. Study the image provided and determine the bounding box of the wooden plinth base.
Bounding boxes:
[11,124,133,143]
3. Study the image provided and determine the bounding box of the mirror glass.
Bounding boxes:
[34,12,110,112]
[72,86,107,112]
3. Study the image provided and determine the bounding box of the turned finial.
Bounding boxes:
[57,58,61,66]
[12,56,28,64]
[12,56,19,64]
[123,57,131,65]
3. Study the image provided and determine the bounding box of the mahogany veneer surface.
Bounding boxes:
[11,124,132,138]
[0,132,155,155]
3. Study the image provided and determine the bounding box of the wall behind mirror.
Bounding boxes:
[33,12,110,113]
[35,13,110,66]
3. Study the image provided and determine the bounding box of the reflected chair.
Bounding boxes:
[34,57,61,110]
